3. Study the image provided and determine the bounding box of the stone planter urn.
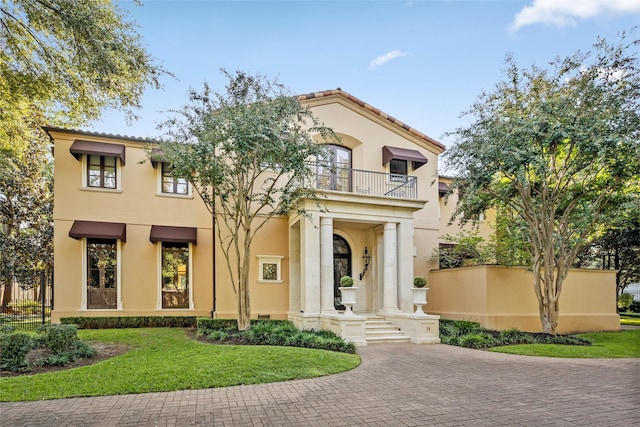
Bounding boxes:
[339,286,358,316]
[411,287,428,315]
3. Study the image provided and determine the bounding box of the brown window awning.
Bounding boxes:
[382,146,428,170]
[150,225,197,244]
[149,149,164,168]
[70,140,126,165]
[69,220,126,241]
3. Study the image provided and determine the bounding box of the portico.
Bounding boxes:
[288,190,440,345]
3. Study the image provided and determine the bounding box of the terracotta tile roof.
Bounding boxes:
[298,89,445,151]
[43,126,158,144]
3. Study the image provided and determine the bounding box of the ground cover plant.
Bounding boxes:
[0,327,360,402]
[197,319,357,353]
[440,319,639,358]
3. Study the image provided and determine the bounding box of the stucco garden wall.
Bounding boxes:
[427,265,619,334]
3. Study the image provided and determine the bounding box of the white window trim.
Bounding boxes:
[156,242,194,310]
[80,154,123,191]
[156,163,192,198]
[81,238,123,311]
[257,255,284,283]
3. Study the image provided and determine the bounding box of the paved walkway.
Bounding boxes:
[1,343,638,426]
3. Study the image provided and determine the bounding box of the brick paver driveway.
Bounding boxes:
[1,343,638,426]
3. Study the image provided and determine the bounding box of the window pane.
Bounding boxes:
[162,243,189,309]
[262,263,278,281]
[162,177,174,193]
[104,156,116,167]
[176,181,188,195]
[390,159,407,175]
[86,239,117,309]
[88,169,101,187]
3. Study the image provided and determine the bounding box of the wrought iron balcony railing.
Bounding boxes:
[307,164,418,199]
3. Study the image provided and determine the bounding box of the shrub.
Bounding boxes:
[340,276,354,287]
[459,333,498,349]
[618,293,634,311]
[413,277,427,288]
[196,319,356,354]
[61,316,197,329]
[36,324,79,354]
[498,328,535,345]
[628,301,640,313]
[0,333,33,372]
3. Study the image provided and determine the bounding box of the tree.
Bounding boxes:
[0,137,52,309]
[1,0,167,155]
[574,191,640,298]
[443,31,640,334]
[1,0,166,307]
[158,70,336,330]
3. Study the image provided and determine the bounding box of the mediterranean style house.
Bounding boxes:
[47,89,494,345]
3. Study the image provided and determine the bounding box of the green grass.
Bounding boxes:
[0,328,360,402]
[489,329,640,358]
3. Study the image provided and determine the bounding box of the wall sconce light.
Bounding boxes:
[359,247,371,280]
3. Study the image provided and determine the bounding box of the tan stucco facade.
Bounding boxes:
[427,265,620,334]
[48,90,618,342]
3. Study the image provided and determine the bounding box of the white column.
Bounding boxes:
[320,217,335,313]
[397,219,415,313]
[382,222,399,313]
[288,222,301,314]
[300,216,321,317]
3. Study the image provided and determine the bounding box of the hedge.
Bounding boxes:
[60,316,197,329]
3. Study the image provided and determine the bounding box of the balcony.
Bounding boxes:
[308,164,418,200]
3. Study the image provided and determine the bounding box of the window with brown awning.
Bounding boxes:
[150,225,197,244]
[70,140,126,165]
[69,221,126,241]
[382,146,428,170]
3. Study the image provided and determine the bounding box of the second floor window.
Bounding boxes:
[88,155,117,189]
[162,163,188,195]
[389,159,408,182]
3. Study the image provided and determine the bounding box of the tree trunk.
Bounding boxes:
[236,239,252,331]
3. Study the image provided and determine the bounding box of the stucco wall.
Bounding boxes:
[427,265,619,334]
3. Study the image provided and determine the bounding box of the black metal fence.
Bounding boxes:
[0,272,53,330]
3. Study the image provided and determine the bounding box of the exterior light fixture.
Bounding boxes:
[359,247,371,280]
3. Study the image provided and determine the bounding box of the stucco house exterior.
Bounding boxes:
[46,90,489,345]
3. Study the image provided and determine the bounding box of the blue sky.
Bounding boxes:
[95,0,640,148]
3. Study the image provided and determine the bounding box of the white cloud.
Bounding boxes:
[368,50,409,70]
[511,0,640,30]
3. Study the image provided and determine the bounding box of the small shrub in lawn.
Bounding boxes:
[0,333,33,372]
[36,324,79,354]
[498,328,535,345]
[207,330,229,341]
[628,301,640,313]
[459,333,498,349]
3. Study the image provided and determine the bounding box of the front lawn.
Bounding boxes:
[489,329,640,358]
[0,328,360,402]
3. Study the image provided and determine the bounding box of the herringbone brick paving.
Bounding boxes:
[1,343,638,426]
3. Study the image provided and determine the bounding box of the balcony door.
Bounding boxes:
[317,145,351,192]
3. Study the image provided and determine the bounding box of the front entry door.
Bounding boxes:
[333,235,352,309]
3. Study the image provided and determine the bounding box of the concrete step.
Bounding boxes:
[365,316,409,343]
[366,335,411,344]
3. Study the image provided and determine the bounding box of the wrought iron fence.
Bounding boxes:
[308,164,418,199]
[0,271,53,330]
